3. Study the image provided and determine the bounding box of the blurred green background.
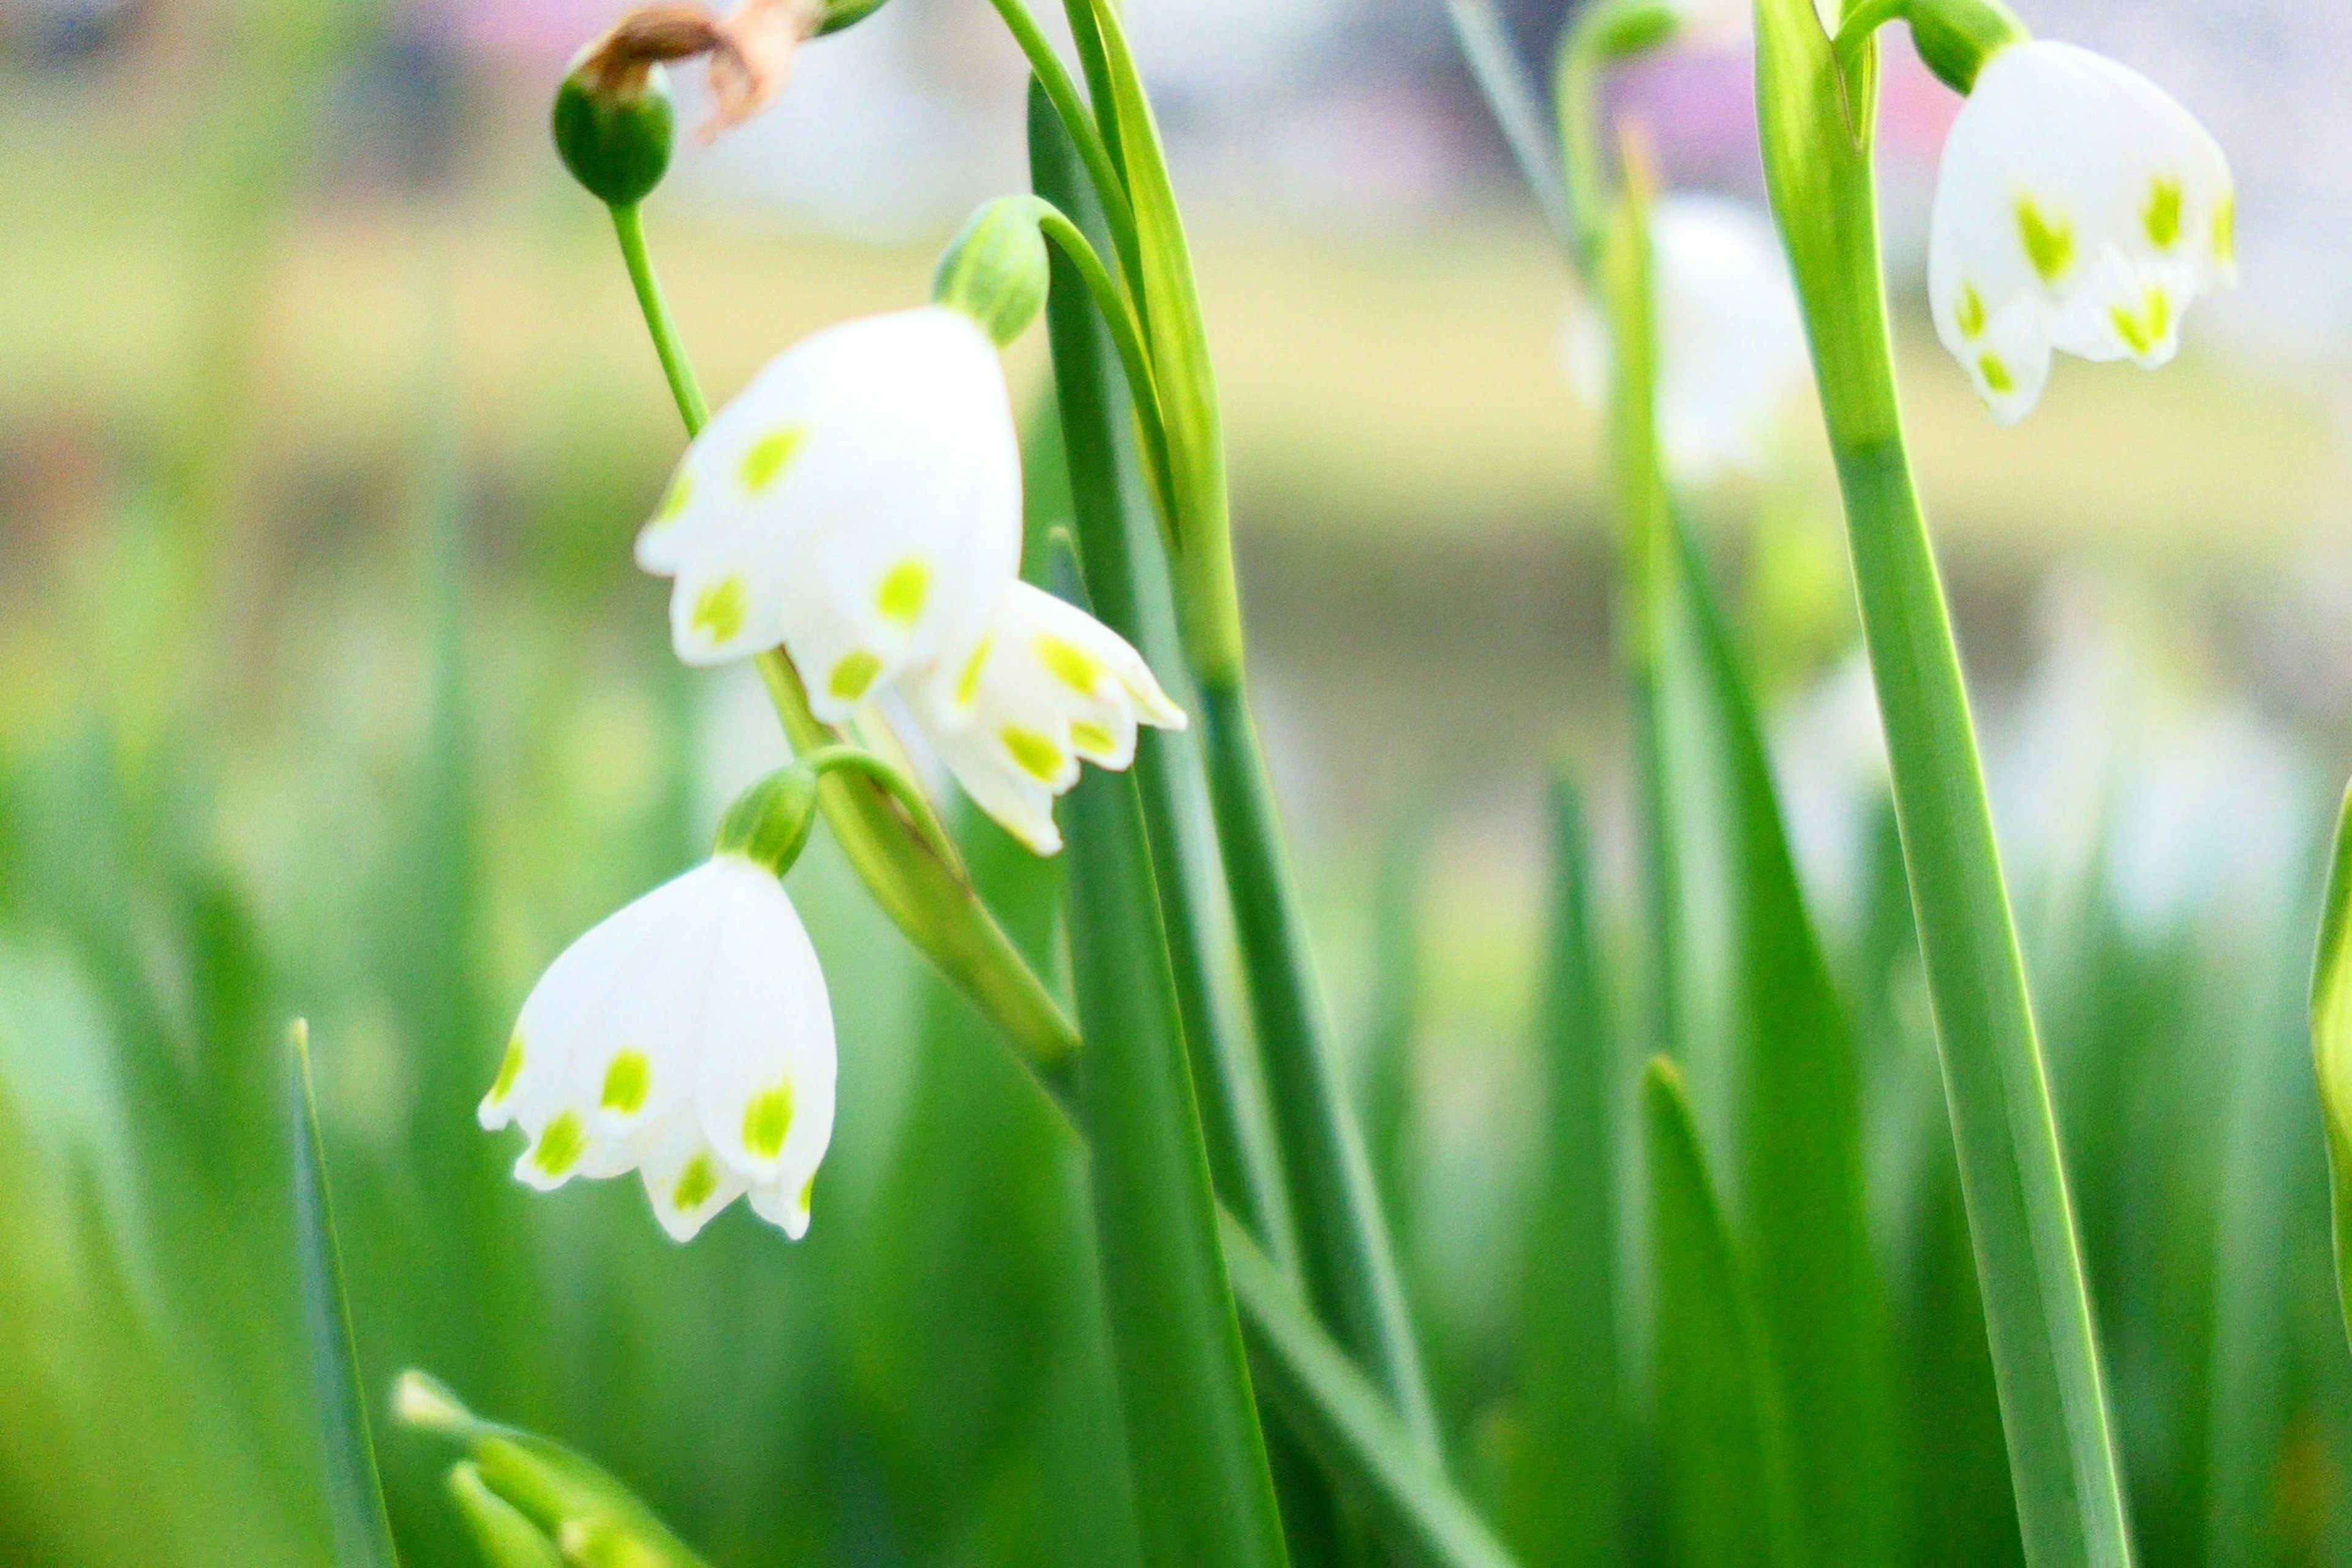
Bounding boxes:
[6,0,2352,1562]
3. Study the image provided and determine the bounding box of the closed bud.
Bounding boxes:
[932,196,1053,347]
[552,52,676,208]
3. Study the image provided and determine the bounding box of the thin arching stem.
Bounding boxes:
[1033,206,1178,541]
[977,0,1142,292]
[793,744,963,871]
[611,203,709,434]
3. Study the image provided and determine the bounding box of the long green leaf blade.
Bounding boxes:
[1060,568,1289,1568]
[1502,779,1621,1568]
[290,1021,400,1568]
[2309,781,2352,1352]
[1754,2,2135,1562]
[1223,1218,1520,1568]
[1644,1055,1796,1568]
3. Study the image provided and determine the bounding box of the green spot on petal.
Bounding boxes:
[798,1175,815,1220]
[2111,287,2172,358]
[1978,353,2015,396]
[2016,197,2074,286]
[876,560,930,627]
[488,1035,524,1104]
[600,1050,650,1116]
[654,471,693,524]
[1071,720,1115,757]
[532,1113,586,1178]
[956,637,993,707]
[829,650,882,704]
[1036,633,1102,695]
[2214,194,2236,265]
[674,1155,718,1212]
[1002,726,1063,783]
[739,428,805,495]
[744,1084,795,1162]
[692,576,748,646]
[2144,178,2183,250]
[1956,285,1986,341]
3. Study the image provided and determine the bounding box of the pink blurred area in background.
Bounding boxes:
[447,0,624,63]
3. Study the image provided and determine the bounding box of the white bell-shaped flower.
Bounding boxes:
[1562,194,1814,483]
[636,305,1022,722]
[907,582,1187,856]
[479,855,836,1242]
[1928,40,2236,424]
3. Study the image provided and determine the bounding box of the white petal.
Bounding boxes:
[635,307,1023,704]
[691,861,837,1218]
[638,1120,748,1243]
[1928,39,2234,422]
[903,584,1186,856]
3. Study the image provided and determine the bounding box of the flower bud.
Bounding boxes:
[552,52,676,208]
[932,196,1053,347]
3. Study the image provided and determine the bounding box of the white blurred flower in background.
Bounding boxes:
[1562,194,1814,484]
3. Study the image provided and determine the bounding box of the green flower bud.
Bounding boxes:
[714,764,823,876]
[932,195,1052,347]
[552,53,676,208]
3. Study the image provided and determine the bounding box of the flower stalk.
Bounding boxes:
[1755,1,2132,1561]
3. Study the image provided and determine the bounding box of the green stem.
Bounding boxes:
[611,204,706,433]
[1197,678,1443,1460]
[1033,207,1178,532]
[976,0,1143,292]
[1755,7,2131,1563]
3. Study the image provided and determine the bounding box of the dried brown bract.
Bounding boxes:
[575,0,820,140]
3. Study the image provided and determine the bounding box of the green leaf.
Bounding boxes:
[1438,0,1577,255]
[1643,1055,1796,1568]
[1756,2,2136,1562]
[1602,157,1893,1562]
[1028,83,1298,1278]
[2309,782,2352,1354]
[1058,556,1289,1568]
[290,1021,401,1568]
[1222,1217,1520,1568]
[1076,0,1240,673]
[1501,779,1621,1568]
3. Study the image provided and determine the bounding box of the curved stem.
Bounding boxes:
[611,204,707,432]
[976,0,1142,292]
[1553,20,1608,274]
[793,743,963,870]
[1034,206,1178,537]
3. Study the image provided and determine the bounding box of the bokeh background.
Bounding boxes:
[6,0,2352,1561]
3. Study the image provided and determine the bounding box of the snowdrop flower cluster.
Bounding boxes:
[480,851,835,1242]
[636,303,1185,854]
[1563,194,1814,483]
[1928,39,2236,424]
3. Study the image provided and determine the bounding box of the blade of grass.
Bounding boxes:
[1501,778,1622,1568]
[1223,1216,1520,1568]
[1604,151,1892,1564]
[1438,0,1577,254]
[1059,553,1289,1568]
[1754,4,2133,1561]
[2309,782,2352,1354]
[1643,1055,1796,1568]
[290,1020,401,1568]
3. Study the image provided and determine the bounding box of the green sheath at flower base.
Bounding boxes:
[933,195,1055,347]
[714,764,821,876]
[552,58,675,208]
[1897,0,2028,94]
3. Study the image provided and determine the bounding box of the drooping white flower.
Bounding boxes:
[1562,194,1814,483]
[905,582,1187,856]
[479,856,835,1242]
[636,305,1022,722]
[1928,40,2236,424]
